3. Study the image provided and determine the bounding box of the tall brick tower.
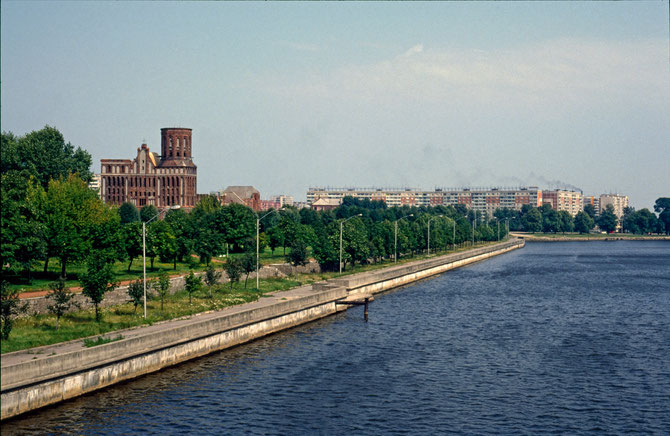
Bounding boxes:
[158,128,197,207]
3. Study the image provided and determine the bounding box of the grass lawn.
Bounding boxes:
[2,240,502,354]
[5,246,303,293]
[1,277,303,354]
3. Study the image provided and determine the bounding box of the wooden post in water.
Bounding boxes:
[364,298,369,322]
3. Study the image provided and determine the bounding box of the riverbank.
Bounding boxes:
[511,232,670,242]
[1,239,523,420]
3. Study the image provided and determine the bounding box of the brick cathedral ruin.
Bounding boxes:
[100,128,197,208]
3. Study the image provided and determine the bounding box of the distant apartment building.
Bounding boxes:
[259,195,295,211]
[270,195,294,208]
[584,195,601,216]
[542,189,584,217]
[306,187,543,215]
[100,128,198,208]
[599,194,629,218]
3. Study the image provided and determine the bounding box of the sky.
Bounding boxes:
[1,1,669,209]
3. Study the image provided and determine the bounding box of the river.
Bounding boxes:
[5,241,670,435]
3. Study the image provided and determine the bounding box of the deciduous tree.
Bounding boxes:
[574,211,594,234]
[184,271,202,304]
[46,278,80,330]
[1,281,28,340]
[127,279,144,314]
[80,252,118,322]
[597,204,618,233]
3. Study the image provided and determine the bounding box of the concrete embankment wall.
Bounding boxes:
[1,239,523,420]
[330,239,524,299]
[1,286,346,420]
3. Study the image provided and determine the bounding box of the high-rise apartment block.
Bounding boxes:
[599,194,629,218]
[307,187,544,215]
[100,128,198,208]
[542,190,584,216]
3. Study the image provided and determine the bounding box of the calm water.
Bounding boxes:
[5,241,670,435]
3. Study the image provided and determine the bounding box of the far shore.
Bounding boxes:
[511,232,670,242]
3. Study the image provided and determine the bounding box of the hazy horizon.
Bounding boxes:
[2,2,668,209]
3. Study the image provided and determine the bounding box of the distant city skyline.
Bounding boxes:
[2,1,668,209]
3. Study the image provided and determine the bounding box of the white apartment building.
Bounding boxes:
[599,194,629,218]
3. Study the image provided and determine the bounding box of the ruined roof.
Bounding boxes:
[222,186,259,198]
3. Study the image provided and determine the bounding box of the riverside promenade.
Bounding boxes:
[1,239,524,420]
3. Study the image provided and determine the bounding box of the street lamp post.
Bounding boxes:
[256,209,281,290]
[229,191,282,290]
[497,218,500,241]
[143,205,179,319]
[394,214,414,263]
[339,214,362,274]
[427,215,443,255]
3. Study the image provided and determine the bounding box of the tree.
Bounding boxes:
[218,203,255,252]
[140,205,159,223]
[574,211,594,234]
[557,211,575,233]
[1,281,28,340]
[127,279,144,315]
[654,198,670,235]
[1,170,46,278]
[204,264,222,298]
[267,226,283,255]
[630,209,658,235]
[1,126,92,189]
[287,239,309,267]
[164,208,192,264]
[184,271,202,303]
[120,222,143,272]
[152,220,178,269]
[119,202,140,224]
[598,204,618,233]
[342,218,370,270]
[540,205,560,233]
[312,225,339,271]
[39,175,113,277]
[153,271,171,311]
[522,208,543,233]
[46,278,80,330]
[223,258,243,290]
[240,252,257,289]
[583,204,597,220]
[80,252,118,322]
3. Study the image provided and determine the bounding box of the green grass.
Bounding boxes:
[6,247,300,293]
[1,240,502,354]
[1,277,302,354]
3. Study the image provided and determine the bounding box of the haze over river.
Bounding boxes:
[5,241,669,435]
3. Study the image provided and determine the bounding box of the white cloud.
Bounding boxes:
[265,38,669,112]
[402,43,424,57]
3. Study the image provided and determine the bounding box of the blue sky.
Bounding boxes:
[2,1,668,208]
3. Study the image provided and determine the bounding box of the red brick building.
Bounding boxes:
[100,128,197,208]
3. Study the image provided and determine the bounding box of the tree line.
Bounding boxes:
[2,126,668,335]
[497,201,669,235]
